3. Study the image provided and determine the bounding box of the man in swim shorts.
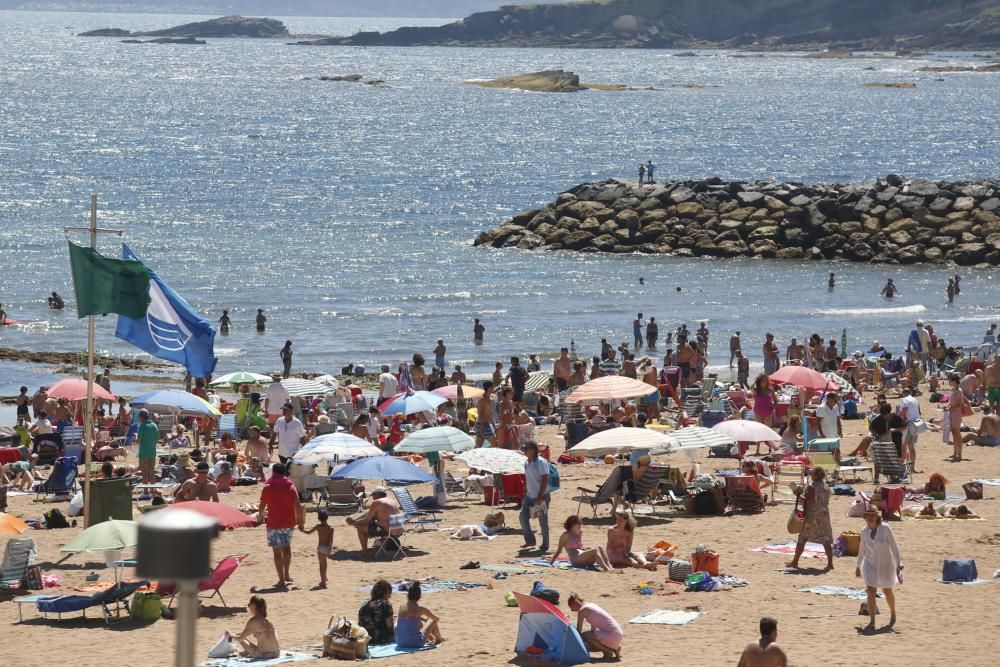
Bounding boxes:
[475,381,497,448]
[987,356,1000,412]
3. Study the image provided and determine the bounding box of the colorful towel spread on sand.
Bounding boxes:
[368,643,437,659]
[752,542,827,559]
[201,651,319,666]
[972,479,1000,486]
[905,493,964,501]
[629,609,702,625]
[798,586,880,600]
[515,558,594,571]
[479,565,535,575]
[357,581,483,594]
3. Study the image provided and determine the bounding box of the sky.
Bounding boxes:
[0,1,561,17]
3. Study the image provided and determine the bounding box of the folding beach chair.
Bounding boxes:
[574,465,628,518]
[214,414,238,444]
[157,554,248,608]
[773,462,806,503]
[33,433,63,466]
[622,465,669,518]
[658,466,689,505]
[322,478,363,513]
[1,538,37,590]
[680,386,704,424]
[725,475,766,513]
[34,580,149,626]
[156,415,177,441]
[445,471,468,497]
[371,513,408,560]
[391,487,442,531]
[60,425,84,459]
[35,456,78,501]
[871,441,911,484]
[804,451,839,480]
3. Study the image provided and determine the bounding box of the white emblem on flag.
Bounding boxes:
[146,280,192,351]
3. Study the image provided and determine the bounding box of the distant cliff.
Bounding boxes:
[293,0,1000,50]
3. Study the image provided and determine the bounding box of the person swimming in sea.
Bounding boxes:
[881,279,898,298]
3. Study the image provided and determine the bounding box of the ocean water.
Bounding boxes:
[1,10,999,384]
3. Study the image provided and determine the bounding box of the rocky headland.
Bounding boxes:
[79,16,289,39]
[293,0,1000,50]
[473,176,1000,266]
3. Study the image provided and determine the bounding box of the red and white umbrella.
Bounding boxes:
[47,378,116,402]
[767,366,834,392]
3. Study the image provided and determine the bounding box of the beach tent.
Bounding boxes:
[513,592,590,665]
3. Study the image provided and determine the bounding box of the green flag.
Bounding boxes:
[67,241,152,319]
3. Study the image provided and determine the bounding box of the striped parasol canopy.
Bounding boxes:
[668,426,737,450]
[209,371,271,387]
[281,378,332,397]
[313,375,342,389]
[524,371,552,393]
[395,426,476,454]
[293,433,384,463]
[378,391,447,417]
[432,384,484,400]
[565,376,655,404]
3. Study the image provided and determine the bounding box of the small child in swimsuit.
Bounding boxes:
[300,510,334,588]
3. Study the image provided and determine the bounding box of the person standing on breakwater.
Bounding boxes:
[219,310,231,335]
[828,272,835,290]
[637,163,645,184]
[280,340,293,378]
[645,160,656,184]
[256,308,266,332]
[633,313,644,349]
[473,318,485,344]
[880,279,898,298]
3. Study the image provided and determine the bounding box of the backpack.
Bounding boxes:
[530,580,559,606]
[546,462,561,492]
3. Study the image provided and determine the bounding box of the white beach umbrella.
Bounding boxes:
[313,375,342,389]
[669,426,737,450]
[568,427,678,456]
[293,433,384,464]
[457,448,528,474]
[566,376,656,403]
[711,420,782,443]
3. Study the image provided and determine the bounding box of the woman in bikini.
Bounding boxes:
[606,511,657,571]
[551,515,614,571]
[228,596,280,659]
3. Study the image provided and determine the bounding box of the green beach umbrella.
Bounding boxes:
[209,371,272,387]
[60,519,138,554]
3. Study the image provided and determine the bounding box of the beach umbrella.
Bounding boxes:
[163,500,255,529]
[767,366,831,392]
[130,389,222,417]
[565,376,655,403]
[313,375,341,389]
[456,447,527,474]
[330,456,437,485]
[208,371,271,387]
[281,378,331,398]
[431,384,484,400]
[61,519,138,554]
[0,513,28,535]
[711,420,781,443]
[568,427,678,457]
[47,378,116,403]
[524,371,551,393]
[668,426,736,450]
[823,372,863,400]
[378,390,447,417]
[394,426,476,454]
[293,433,384,464]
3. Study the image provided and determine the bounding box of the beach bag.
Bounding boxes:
[667,559,692,582]
[44,508,70,529]
[963,482,983,500]
[647,540,676,562]
[324,616,370,660]
[207,633,237,658]
[131,592,163,621]
[787,496,804,534]
[547,462,561,491]
[942,559,978,583]
[530,580,560,606]
[840,531,860,557]
[685,572,718,592]
[691,549,720,576]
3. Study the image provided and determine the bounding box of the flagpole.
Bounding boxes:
[82,196,97,529]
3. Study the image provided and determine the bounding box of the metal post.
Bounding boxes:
[175,580,198,667]
[82,195,97,528]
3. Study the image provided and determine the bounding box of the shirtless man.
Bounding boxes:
[175,462,220,502]
[987,355,1000,412]
[244,426,270,464]
[738,617,788,667]
[785,338,804,365]
[762,334,781,375]
[475,381,497,448]
[449,364,467,386]
[729,331,741,368]
[963,414,1000,447]
[346,487,399,556]
[554,347,572,391]
[640,358,660,420]
[497,388,516,449]
[492,361,503,388]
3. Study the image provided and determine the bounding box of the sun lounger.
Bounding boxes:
[391,487,441,531]
[444,471,468,497]
[774,462,806,503]
[215,414,238,444]
[871,441,911,484]
[725,475,766,513]
[804,451,839,480]
[574,465,628,518]
[33,580,148,626]
[156,554,247,608]
[1,537,37,590]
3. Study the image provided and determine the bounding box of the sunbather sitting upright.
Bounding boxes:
[551,515,614,571]
[606,511,656,571]
[228,595,279,659]
[346,487,399,556]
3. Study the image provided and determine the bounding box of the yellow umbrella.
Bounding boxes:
[0,513,29,535]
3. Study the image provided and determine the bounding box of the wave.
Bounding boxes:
[813,305,927,316]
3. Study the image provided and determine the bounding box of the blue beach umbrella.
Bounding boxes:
[378,390,447,417]
[330,455,437,485]
[130,389,221,417]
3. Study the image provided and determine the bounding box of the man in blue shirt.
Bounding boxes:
[519,441,550,553]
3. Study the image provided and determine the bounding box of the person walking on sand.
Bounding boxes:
[219,310,231,335]
[258,464,303,589]
[473,318,485,343]
[280,340,293,378]
[786,466,834,571]
[880,279,898,298]
[255,308,266,332]
[568,593,623,661]
[519,441,550,552]
[856,506,902,632]
[300,510,334,588]
[137,409,158,485]
[738,617,788,667]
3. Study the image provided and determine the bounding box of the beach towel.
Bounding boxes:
[972,479,1000,486]
[356,581,482,595]
[752,542,827,559]
[798,586,880,601]
[514,558,595,572]
[480,565,535,575]
[367,643,437,659]
[448,533,497,541]
[200,651,319,667]
[936,578,991,585]
[629,609,702,625]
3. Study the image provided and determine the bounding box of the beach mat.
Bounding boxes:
[480,565,536,575]
[448,534,496,541]
[201,651,318,667]
[368,643,437,659]
[798,586,880,601]
[514,558,595,571]
[629,609,701,625]
[752,542,827,559]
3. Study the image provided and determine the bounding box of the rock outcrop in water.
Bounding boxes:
[473,176,1000,266]
[468,70,629,93]
[79,16,289,39]
[293,0,1000,50]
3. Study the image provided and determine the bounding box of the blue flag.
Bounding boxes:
[115,244,218,377]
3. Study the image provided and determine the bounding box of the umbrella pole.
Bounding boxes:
[175,580,198,667]
[82,197,97,529]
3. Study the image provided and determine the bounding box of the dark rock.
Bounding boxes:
[676,202,704,218]
[670,187,696,204]
[885,174,904,187]
[789,194,812,207]
[923,247,945,262]
[876,186,899,202]
[80,16,289,39]
[928,197,953,213]
[949,242,987,265]
[562,231,596,250]
[849,242,876,261]
[980,197,999,211]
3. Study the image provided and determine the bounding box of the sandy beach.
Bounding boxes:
[2,389,997,667]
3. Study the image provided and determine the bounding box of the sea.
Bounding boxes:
[1,10,999,403]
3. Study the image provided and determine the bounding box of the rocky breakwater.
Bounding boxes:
[474,176,1000,266]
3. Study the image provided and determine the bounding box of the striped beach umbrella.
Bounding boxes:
[524,371,552,393]
[566,376,655,403]
[378,391,447,417]
[669,426,736,450]
[209,371,271,387]
[281,378,331,397]
[432,384,484,400]
[293,433,384,463]
[395,426,476,454]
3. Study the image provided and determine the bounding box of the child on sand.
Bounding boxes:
[300,510,334,588]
